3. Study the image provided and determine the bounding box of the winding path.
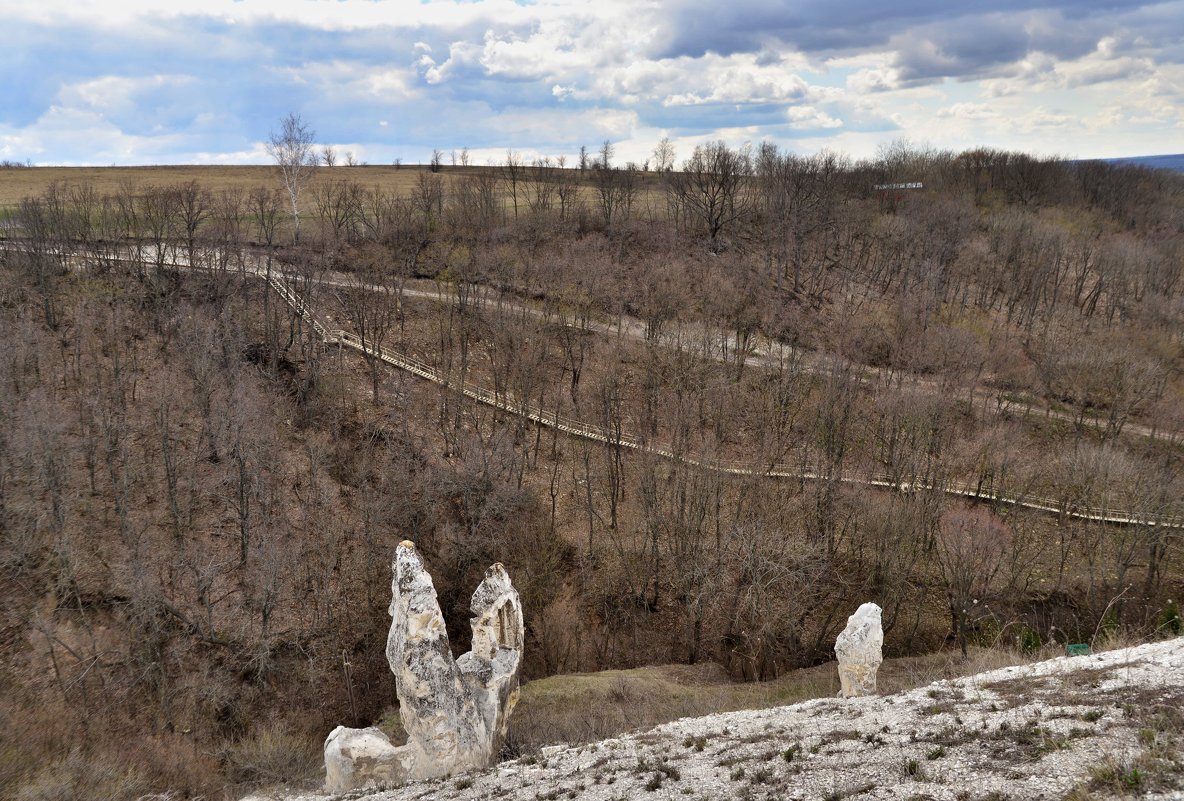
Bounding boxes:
[267,273,1184,530]
[5,239,1179,528]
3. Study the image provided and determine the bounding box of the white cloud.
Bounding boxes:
[271,60,418,99]
[847,67,900,93]
[7,0,588,31]
[0,105,186,165]
[5,0,1184,163]
[56,74,196,115]
[937,103,999,121]
[786,106,843,129]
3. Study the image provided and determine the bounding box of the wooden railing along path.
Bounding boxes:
[2,240,1177,529]
[265,273,1184,531]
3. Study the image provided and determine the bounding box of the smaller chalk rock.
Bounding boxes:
[835,602,883,698]
[323,726,414,793]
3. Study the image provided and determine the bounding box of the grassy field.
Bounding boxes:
[0,162,677,220]
[0,164,670,212]
[501,645,1064,754]
[0,164,453,209]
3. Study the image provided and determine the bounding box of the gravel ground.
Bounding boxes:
[262,637,1184,801]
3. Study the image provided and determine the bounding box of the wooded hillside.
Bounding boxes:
[1,145,1181,798]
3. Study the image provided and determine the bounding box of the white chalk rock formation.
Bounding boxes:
[324,541,524,793]
[835,602,883,698]
[323,726,412,791]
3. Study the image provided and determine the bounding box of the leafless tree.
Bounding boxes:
[313,179,364,245]
[13,196,66,328]
[758,147,849,292]
[336,248,399,401]
[652,136,676,174]
[936,506,1010,657]
[599,140,615,170]
[553,156,578,219]
[525,157,558,214]
[176,180,212,268]
[453,170,501,229]
[266,112,318,243]
[414,172,445,232]
[591,164,637,227]
[669,141,753,247]
[505,150,523,220]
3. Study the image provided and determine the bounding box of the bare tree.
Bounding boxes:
[336,251,398,402]
[599,140,615,170]
[175,180,212,268]
[505,150,523,220]
[266,112,318,244]
[313,179,364,245]
[553,156,578,219]
[453,171,501,229]
[14,196,66,328]
[669,141,753,247]
[652,136,676,173]
[321,145,337,167]
[936,506,1010,657]
[525,157,557,214]
[591,164,638,227]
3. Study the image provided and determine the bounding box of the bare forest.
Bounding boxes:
[1,143,1182,798]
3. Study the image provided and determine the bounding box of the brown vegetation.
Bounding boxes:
[0,144,1182,798]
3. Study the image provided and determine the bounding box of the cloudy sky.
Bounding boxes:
[2,0,1182,166]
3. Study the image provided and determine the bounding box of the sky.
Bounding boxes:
[1,0,1182,167]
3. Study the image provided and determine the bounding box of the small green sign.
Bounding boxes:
[1066,643,1090,656]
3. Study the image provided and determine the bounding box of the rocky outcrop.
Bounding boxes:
[324,541,524,793]
[835,602,883,698]
[323,726,412,792]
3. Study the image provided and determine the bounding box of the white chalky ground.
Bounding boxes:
[266,637,1184,801]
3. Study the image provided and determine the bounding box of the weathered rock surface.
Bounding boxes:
[323,541,523,793]
[834,602,883,698]
[323,727,412,792]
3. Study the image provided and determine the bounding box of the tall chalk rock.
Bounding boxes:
[324,541,524,792]
[835,602,883,698]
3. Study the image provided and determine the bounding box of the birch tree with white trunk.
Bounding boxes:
[266,112,318,244]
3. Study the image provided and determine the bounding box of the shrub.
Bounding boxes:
[14,748,151,801]
[221,721,322,789]
[1158,600,1181,636]
[1016,625,1041,654]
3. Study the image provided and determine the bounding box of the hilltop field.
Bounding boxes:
[0,165,424,210]
[0,147,1182,799]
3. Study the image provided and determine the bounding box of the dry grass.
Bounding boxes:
[0,162,677,249]
[221,720,324,791]
[11,749,152,801]
[0,164,432,209]
[506,645,1049,756]
[0,164,669,212]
